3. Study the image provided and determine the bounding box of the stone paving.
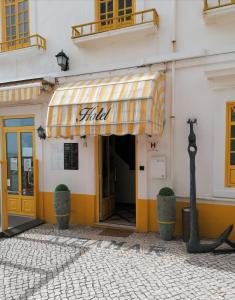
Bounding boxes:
[0,224,235,299]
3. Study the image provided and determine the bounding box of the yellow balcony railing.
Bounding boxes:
[204,0,235,10]
[0,34,46,53]
[72,8,159,39]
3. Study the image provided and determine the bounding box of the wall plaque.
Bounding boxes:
[64,143,78,170]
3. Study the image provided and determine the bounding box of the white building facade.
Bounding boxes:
[0,0,235,238]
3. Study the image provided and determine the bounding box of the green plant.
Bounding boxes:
[158,187,175,196]
[55,184,69,192]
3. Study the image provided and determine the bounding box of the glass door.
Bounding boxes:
[3,118,36,230]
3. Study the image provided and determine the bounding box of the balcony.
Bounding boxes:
[71,9,159,47]
[0,34,46,54]
[203,0,235,23]
[204,0,235,10]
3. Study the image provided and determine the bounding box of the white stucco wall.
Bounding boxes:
[0,0,235,202]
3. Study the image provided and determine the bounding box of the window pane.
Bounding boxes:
[6,133,18,195]
[11,26,16,35]
[21,133,34,196]
[100,2,106,13]
[230,153,235,165]
[108,0,113,11]
[6,16,10,26]
[19,13,23,23]
[231,107,235,122]
[11,5,15,14]
[119,0,124,9]
[23,0,28,10]
[19,23,23,33]
[24,12,28,21]
[231,140,235,152]
[126,0,132,7]
[18,2,23,12]
[6,6,10,15]
[231,125,235,138]
[24,22,28,33]
[4,118,34,127]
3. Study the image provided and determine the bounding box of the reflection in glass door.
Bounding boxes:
[3,118,36,230]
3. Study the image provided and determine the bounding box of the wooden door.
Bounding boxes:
[99,136,116,221]
[3,126,36,217]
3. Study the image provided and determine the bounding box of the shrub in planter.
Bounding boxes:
[157,187,176,241]
[54,184,71,229]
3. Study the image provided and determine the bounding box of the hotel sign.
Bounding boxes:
[78,106,111,122]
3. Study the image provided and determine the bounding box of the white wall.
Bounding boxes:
[1,0,235,82]
[0,0,235,201]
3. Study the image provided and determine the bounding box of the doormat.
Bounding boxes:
[99,228,132,237]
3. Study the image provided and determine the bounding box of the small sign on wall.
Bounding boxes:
[147,138,159,152]
[150,156,166,179]
[64,143,79,170]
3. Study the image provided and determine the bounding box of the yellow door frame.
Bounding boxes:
[1,117,37,229]
[95,135,138,228]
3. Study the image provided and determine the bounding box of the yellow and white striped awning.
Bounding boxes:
[46,72,165,138]
[0,82,42,106]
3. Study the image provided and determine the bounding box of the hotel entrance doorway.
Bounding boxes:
[99,135,136,226]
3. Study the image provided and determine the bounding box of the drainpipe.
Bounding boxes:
[170,0,176,189]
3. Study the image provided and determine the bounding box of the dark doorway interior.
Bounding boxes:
[100,135,136,226]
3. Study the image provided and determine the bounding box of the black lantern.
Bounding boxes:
[55,50,69,71]
[37,126,46,140]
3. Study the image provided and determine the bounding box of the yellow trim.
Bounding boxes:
[39,192,96,225]
[71,8,159,39]
[137,198,235,239]
[2,116,37,220]
[1,0,30,51]
[204,0,235,11]
[0,34,46,53]
[225,102,235,187]
[0,160,8,230]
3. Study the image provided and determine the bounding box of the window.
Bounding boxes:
[97,0,134,30]
[225,103,235,187]
[3,117,34,127]
[2,0,29,49]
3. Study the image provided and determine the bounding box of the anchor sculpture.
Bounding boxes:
[187,119,235,253]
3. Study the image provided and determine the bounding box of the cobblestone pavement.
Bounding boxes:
[0,224,235,300]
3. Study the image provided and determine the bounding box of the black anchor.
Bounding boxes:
[187,119,235,253]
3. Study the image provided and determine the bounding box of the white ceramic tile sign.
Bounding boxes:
[150,156,166,179]
[147,138,159,152]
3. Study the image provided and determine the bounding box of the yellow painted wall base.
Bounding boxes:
[38,192,96,226]
[37,193,235,240]
[140,198,235,240]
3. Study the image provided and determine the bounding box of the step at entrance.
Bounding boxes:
[2,219,44,238]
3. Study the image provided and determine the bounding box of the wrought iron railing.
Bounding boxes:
[204,0,235,10]
[72,9,159,39]
[0,34,46,53]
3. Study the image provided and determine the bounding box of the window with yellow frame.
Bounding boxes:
[225,103,235,187]
[96,0,135,31]
[2,0,29,50]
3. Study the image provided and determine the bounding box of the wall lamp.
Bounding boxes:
[55,50,69,71]
[80,135,87,147]
[37,126,46,140]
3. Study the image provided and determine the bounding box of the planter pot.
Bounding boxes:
[157,195,176,241]
[54,190,71,229]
